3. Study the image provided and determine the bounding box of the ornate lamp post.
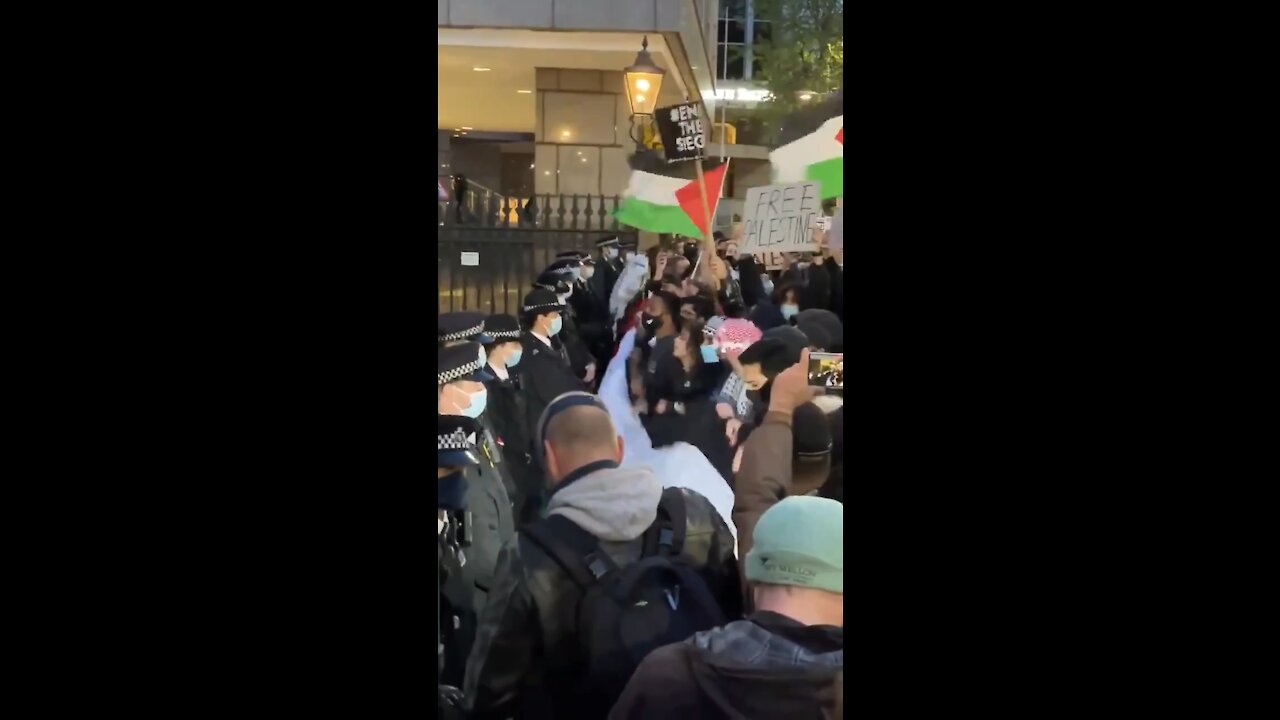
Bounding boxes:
[623,36,666,164]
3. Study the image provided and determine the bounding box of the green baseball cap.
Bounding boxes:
[745,496,843,594]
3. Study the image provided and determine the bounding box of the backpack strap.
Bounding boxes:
[522,514,618,589]
[645,488,690,557]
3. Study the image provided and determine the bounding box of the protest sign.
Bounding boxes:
[739,181,822,257]
[723,238,787,270]
[655,102,707,163]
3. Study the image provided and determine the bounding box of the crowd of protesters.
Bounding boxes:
[438,217,845,719]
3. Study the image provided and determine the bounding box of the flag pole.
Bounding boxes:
[694,159,718,291]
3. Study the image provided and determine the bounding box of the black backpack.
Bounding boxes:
[523,488,728,705]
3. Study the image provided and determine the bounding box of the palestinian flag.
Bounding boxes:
[770,115,844,199]
[613,161,728,239]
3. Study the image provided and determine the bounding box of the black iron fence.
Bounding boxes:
[437,200,638,316]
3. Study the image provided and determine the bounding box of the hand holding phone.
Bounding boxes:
[807,351,844,390]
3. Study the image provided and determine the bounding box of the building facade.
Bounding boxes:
[439,1,725,199]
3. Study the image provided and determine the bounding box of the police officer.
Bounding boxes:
[561,253,612,388]
[517,288,586,446]
[480,313,542,524]
[439,312,518,501]
[437,340,515,689]
[437,414,482,719]
[533,268,593,382]
[594,236,623,300]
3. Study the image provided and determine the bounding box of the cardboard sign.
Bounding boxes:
[655,102,707,163]
[753,252,788,270]
[739,182,822,256]
[723,239,787,271]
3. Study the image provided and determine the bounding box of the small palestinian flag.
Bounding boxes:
[613,161,729,239]
[770,115,844,199]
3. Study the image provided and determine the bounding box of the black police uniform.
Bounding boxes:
[437,340,515,689]
[438,414,483,718]
[594,235,623,301]
[533,270,592,380]
[480,313,543,525]
[516,289,586,452]
[439,313,518,501]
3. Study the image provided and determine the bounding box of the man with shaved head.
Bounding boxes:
[464,393,741,720]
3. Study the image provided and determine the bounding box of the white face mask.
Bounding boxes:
[605,247,619,260]
[570,268,582,282]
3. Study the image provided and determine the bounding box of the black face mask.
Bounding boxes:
[641,313,661,331]
[726,256,739,269]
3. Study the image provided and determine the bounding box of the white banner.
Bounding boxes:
[598,329,738,550]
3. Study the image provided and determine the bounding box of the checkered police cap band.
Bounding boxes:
[440,323,485,342]
[437,346,486,385]
[488,329,521,339]
[438,428,480,451]
[522,300,560,314]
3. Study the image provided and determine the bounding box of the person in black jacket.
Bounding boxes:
[594,235,624,302]
[564,254,612,387]
[482,313,542,525]
[536,265,596,383]
[463,394,741,720]
[437,340,516,689]
[439,312,518,502]
[516,289,586,453]
[610,496,843,720]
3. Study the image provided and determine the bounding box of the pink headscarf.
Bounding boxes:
[714,318,763,359]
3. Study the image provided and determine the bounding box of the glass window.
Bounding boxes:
[543,92,616,146]
[725,52,745,80]
[726,19,745,44]
[753,20,771,44]
[557,146,599,195]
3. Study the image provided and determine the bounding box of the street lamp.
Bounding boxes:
[624,36,666,170]
[623,36,665,116]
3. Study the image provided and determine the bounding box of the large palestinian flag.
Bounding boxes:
[770,115,844,199]
[613,161,729,239]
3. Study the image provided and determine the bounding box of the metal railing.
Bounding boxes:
[438,193,627,231]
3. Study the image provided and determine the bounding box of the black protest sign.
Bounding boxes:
[655,102,707,163]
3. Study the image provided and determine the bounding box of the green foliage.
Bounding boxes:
[749,0,843,145]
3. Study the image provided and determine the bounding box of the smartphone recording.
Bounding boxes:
[807,351,844,389]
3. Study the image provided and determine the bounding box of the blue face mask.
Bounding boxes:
[504,348,523,367]
[700,345,720,363]
[460,387,487,418]
[548,316,563,336]
[781,303,800,320]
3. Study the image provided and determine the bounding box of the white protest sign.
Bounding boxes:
[739,181,822,257]
[460,251,479,266]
